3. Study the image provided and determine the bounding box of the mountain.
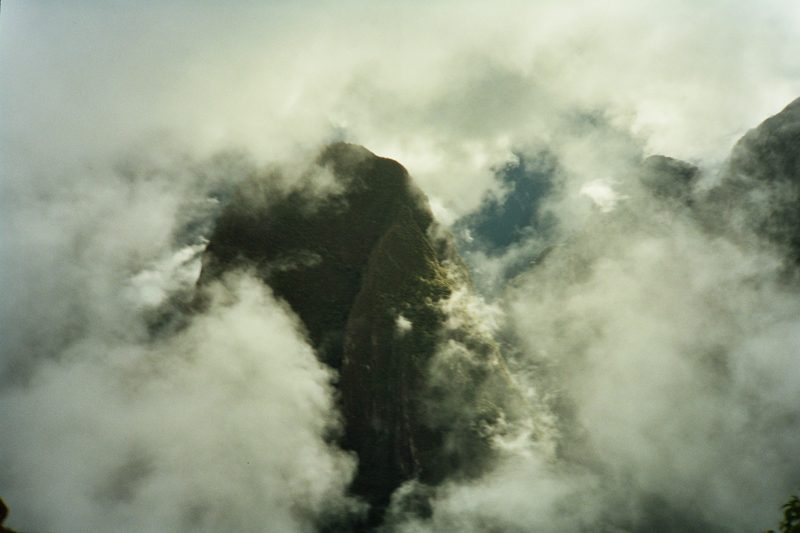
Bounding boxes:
[703,97,800,260]
[639,154,699,204]
[196,143,527,528]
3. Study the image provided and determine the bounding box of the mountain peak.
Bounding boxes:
[196,144,525,529]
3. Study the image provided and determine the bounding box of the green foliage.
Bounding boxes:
[364,204,452,312]
[765,491,800,533]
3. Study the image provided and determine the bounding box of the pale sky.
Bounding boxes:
[3,1,800,216]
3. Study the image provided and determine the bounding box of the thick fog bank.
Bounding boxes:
[441,100,800,533]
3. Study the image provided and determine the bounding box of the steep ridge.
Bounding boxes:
[196,143,525,528]
[197,143,427,369]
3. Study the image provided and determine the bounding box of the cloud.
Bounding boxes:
[493,184,800,531]
[0,145,362,530]
[386,155,800,531]
[0,274,358,533]
[4,1,800,213]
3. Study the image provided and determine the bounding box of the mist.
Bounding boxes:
[3,1,800,532]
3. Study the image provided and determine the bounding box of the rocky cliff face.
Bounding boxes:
[196,143,524,528]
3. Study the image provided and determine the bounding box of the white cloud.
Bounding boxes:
[1,275,358,533]
[4,1,800,213]
[579,180,627,213]
[501,208,800,531]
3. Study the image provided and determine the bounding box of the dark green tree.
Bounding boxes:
[766,491,800,533]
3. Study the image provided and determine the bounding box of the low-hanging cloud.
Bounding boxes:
[421,164,800,532]
[1,273,359,533]
[0,147,364,531]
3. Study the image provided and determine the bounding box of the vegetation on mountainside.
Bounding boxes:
[766,491,800,533]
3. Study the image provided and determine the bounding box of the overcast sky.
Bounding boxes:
[3,1,800,216]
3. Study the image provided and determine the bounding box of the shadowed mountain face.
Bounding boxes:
[702,97,800,261]
[640,154,698,204]
[197,143,437,370]
[196,143,524,528]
